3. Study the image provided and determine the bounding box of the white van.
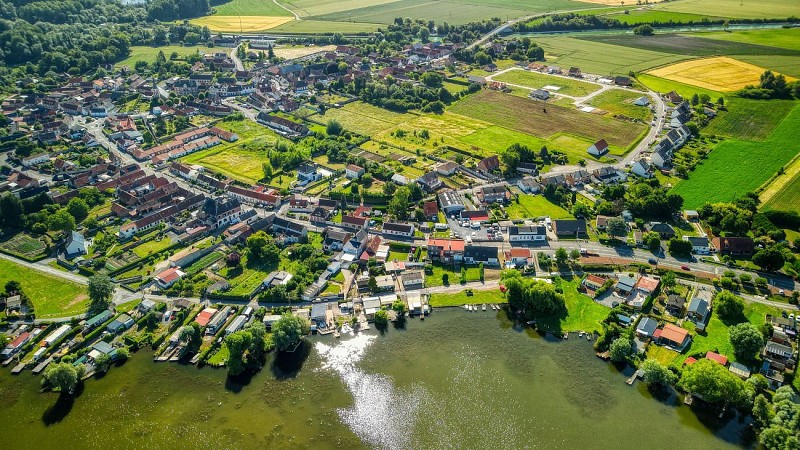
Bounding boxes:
[434,223,449,231]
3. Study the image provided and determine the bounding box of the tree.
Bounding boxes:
[388,186,411,219]
[643,232,660,252]
[0,194,23,228]
[87,275,114,316]
[246,231,280,265]
[662,271,676,290]
[609,337,633,362]
[729,322,765,361]
[570,249,581,261]
[179,323,202,353]
[641,359,677,387]
[555,247,568,265]
[374,309,389,326]
[607,217,627,238]
[272,313,310,351]
[246,321,269,361]
[690,93,700,106]
[714,290,744,323]
[633,24,654,35]
[668,239,693,258]
[392,300,407,315]
[326,119,343,136]
[94,353,112,373]
[753,247,785,271]
[42,362,84,393]
[48,208,76,232]
[368,276,378,292]
[752,394,774,428]
[66,197,89,223]
[262,162,273,180]
[679,358,751,407]
[225,329,253,375]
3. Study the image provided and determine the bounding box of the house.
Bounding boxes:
[87,341,116,362]
[427,239,465,263]
[423,201,439,221]
[460,210,489,223]
[516,162,538,175]
[155,267,185,289]
[685,236,710,254]
[631,159,652,178]
[272,216,308,241]
[529,89,550,100]
[477,155,500,173]
[225,315,247,335]
[2,332,31,357]
[633,96,650,106]
[595,215,612,231]
[323,230,351,252]
[435,161,459,176]
[507,225,547,243]
[64,231,88,258]
[729,362,751,379]
[706,351,728,366]
[480,185,507,203]
[587,139,609,157]
[505,248,531,266]
[568,67,581,77]
[402,270,424,289]
[438,190,466,215]
[517,177,541,193]
[645,222,675,239]
[683,210,700,222]
[764,341,794,364]
[666,294,686,317]
[206,307,230,335]
[687,293,710,325]
[296,162,320,185]
[651,148,671,169]
[616,274,638,295]
[373,275,395,292]
[201,197,242,229]
[463,245,499,266]
[552,219,587,238]
[636,317,658,338]
[635,276,660,296]
[614,76,633,87]
[107,313,134,333]
[417,171,442,191]
[382,222,415,238]
[341,214,368,230]
[345,164,365,179]
[665,91,683,104]
[712,236,754,256]
[195,307,218,327]
[583,274,606,291]
[84,310,113,330]
[655,323,690,349]
[263,271,293,288]
[138,299,156,313]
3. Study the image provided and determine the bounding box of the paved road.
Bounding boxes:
[229,44,245,71]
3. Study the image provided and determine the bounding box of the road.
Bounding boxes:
[229,44,245,72]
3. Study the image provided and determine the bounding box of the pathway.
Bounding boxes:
[273,0,300,20]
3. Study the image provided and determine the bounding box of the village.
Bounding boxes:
[0,27,799,410]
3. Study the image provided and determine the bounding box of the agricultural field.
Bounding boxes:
[505,194,573,220]
[586,89,653,121]
[317,102,409,136]
[586,33,800,58]
[267,19,383,34]
[492,69,602,98]
[703,98,797,141]
[116,45,214,68]
[271,44,335,59]
[532,35,689,75]
[647,57,795,92]
[0,259,88,319]
[690,28,800,52]
[655,0,800,19]
[762,157,800,213]
[601,9,720,24]
[192,15,294,32]
[449,90,647,153]
[210,0,293,16]
[672,103,800,208]
[635,73,722,100]
[0,233,49,260]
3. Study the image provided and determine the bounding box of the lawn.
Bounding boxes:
[538,278,609,333]
[132,236,173,258]
[492,69,602,97]
[505,194,573,220]
[426,265,482,287]
[586,89,653,121]
[647,56,796,92]
[703,98,797,141]
[586,33,800,58]
[532,35,689,75]
[317,102,409,136]
[449,90,647,151]
[0,259,88,319]
[690,28,800,52]
[429,288,507,307]
[604,9,721,24]
[210,0,292,15]
[672,103,800,208]
[635,73,722,100]
[117,45,215,68]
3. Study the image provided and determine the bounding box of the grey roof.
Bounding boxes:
[617,275,637,291]
[688,298,709,316]
[636,317,658,336]
[508,225,546,235]
[464,245,498,261]
[383,222,413,233]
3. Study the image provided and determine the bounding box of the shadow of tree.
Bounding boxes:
[270,341,310,380]
[42,383,84,426]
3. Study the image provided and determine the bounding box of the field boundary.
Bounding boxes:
[759,153,800,204]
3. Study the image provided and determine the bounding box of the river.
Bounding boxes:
[0,308,754,449]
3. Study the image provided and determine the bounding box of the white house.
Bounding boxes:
[631,159,652,178]
[155,267,185,289]
[651,148,671,168]
[507,225,547,242]
[402,270,424,289]
[587,139,609,157]
[345,164,365,179]
[382,222,415,237]
[685,236,711,255]
[22,153,49,167]
[64,231,88,258]
[517,177,541,193]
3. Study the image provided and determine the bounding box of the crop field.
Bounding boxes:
[492,69,602,98]
[505,194,573,220]
[271,44,335,59]
[585,33,800,58]
[647,57,794,92]
[601,9,718,24]
[731,55,800,79]
[762,157,800,213]
[691,29,800,52]
[192,15,293,32]
[656,0,800,19]
[318,102,408,136]
[635,73,721,100]
[586,89,652,121]
[449,90,646,151]
[532,36,689,75]
[117,45,214,68]
[268,19,383,34]
[703,98,796,141]
[672,104,800,208]
[0,233,48,260]
[211,0,292,16]
[0,259,88,319]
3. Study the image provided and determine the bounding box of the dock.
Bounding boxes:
[32,357,53,374]
[626,369,644,385]
[10,362,26,374]
[596,351,610,360]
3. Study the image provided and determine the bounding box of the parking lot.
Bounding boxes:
[444,217,505,242]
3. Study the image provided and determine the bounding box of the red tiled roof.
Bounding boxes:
[705,351,728,365]
[156,267,183,284]
[660,323,689,346]
[423,201,438,217]
[9,332,30,348]
[684,357,697,365]
[508,248,531,258]
[636,276,660,292]
[427,239,465,252]
[195,308,218,327]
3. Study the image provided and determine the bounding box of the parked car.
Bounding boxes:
[681,265,690,271]
[648,258,657,265]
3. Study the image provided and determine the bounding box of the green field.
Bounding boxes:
[0,259,88,319]
[603,9,720,24]
[492,70,601,97]
[505,194,574,220]
[449,90,646,151]
[673,103,800,208]
[657,0,800,19]
[429,288,507,307]
[585,33,800,58]
[532,35,689,75]
[0,233,48,260]
[132,237,173,258]
[268,19,383,34]
[117,45,215,68]
[538,278,608,334]
[636,73,722,100]
[763,170,800,213]
[730,55,800,78]
[703,98,797,141]
[212,0,292,16]
[586,89,653,121]
[318,102,409,136]
[691,28,800,52]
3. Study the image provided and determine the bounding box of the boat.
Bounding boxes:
[482,304,487,311]
[578,331,585,338]
[526,320,537,326]
[586,334,592,341]
[563,333,569,339]
[463,304,470,310]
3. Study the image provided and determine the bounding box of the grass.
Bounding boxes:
[267,19,383,34]
[132,236,173,258]
[604,9,720,24]
[647,56,796,92]
[657,0,800,19]
[429,288,507,307]
[586,33,800,58]
[586,89,653,121]
[426,265,482,287]
[271,44,336,59]
[703,98,797,141]
[505,194,573,220]
[492,69,602,97]
[690,29,800,52]
[317,102,408,136]
[539,278,609,333]
[0,233,48,260]
[635,73,722,100]
[184,251,225,275]
[0,259,88,319]
[672,103,800,208]
[449,90,647,151]
[117,45,214,68]
[116,299,142,314]
[532,35,690,75]
[191,15,294,32]
[211,0,292,16]
[762,158,800,213]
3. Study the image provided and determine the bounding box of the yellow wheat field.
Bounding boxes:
[191,16,294,32]
[647,56,796,92]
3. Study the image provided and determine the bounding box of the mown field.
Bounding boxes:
[602,9,720,24]
[703,98,797,140]
[117,45,214,68]
[672,103,800,208]
[449,90,647,151]
[762,157,800,213]
[647,56,794,92]
[691,29,800,52]
[505,194,573,220]
[0,259,88,319]
[586,89,652,121]
[656,0,800,19]
[318,102,409,136]
[211,0,292,16]
[586,33,800,58]
[492,69,601,97]
[532,35,689,75]
[268,19,383,34]
[636,73,722,100]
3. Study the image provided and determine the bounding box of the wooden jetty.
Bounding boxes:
[626,369,644,385]
[32,357,53,374]
[596,351,610,360]
[10,362,26,374]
